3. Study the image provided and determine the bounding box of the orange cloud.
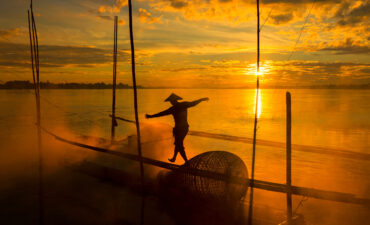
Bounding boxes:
[319,38,369,55]
[96,15,126,25]
[0,28,21,39]
[332,1,369,26]
[139,8,162,24]
[98,0,128,14]
[146,0,255,24]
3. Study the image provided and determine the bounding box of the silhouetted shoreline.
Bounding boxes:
[0,80,369,89]
[0,80,142,89]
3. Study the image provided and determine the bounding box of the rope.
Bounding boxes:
[40,126,179,170]
[287,0,317,61]
[110,115,135,124]
[293,195,309,216]
[260,8,273,31]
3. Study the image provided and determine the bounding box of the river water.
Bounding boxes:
[0,89,369,224]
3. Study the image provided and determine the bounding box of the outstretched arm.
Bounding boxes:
[146,107,173,119]
[187,97,209,108]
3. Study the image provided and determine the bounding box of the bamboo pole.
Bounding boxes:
[111,16,118,142]
[27,11,37,99]
[248,0,260,224]
[286,92,292,224]
[28,1,43,224]
[128,0,145,189]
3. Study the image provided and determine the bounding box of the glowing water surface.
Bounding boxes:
[0,89,369,224]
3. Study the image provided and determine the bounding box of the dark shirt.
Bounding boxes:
[169,102,191,128]
[152,101,202,129]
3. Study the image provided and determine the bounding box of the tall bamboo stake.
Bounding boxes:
[111,16,118,142]
[28,11,37,98]
[286,92,293,224]
[128,0,145,189]
[248,0,260,224]
[28,1,43,224]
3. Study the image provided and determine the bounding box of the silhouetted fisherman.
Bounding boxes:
[145,93,209,163]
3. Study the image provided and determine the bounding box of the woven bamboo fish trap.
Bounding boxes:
[181,151,249,201]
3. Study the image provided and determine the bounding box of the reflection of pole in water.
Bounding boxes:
[249,0,260,224]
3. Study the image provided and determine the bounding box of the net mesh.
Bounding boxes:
[181,151,248,200]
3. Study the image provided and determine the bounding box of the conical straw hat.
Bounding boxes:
[165,93,183,102]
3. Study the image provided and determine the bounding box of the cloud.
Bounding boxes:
[97,0,128,14]
[270,13,294,25]
[168,0,188,9]
[161,67,206,72]
[319,38,370,55]
[268,60,370,83]
[333,1,369,26]
[262,0,341,4]
[213,59,241,65]
[92,0,127,24]
[0,42,130,68]
[147,0,255,23]
[0,28,21,39]
[97,15,126,25]
[151,60,369,87]
[139,8,162,24]
[144,0,343,26]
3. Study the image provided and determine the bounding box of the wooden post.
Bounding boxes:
[286,92,293,224]
[248,0,260,224]
[111,16,118,142]
[128,0,145,189]
[28,1,44,224]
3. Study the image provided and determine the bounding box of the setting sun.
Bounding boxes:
[244,62,271,77]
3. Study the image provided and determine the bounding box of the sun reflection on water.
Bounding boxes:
[245,63,268,119]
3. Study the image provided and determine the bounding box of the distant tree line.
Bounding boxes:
[0,80,143,89]
[0,80,369,89]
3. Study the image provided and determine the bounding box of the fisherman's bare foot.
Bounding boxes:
[168,158,176,162]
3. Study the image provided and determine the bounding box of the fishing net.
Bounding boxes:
[181,151,248,201]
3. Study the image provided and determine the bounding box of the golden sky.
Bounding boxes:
[0,0,369,87]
